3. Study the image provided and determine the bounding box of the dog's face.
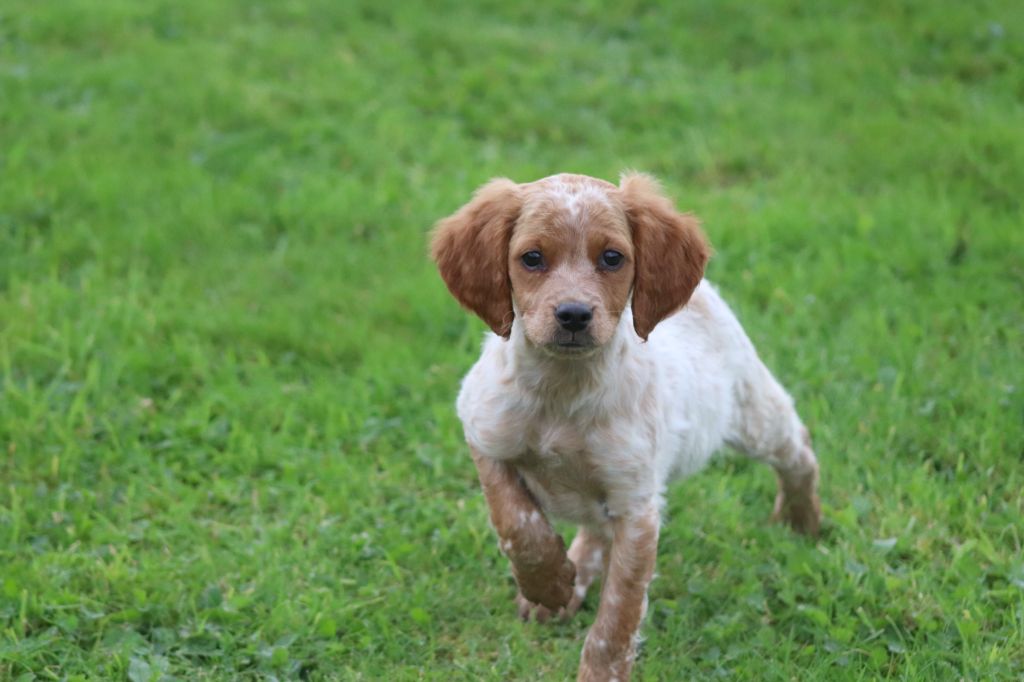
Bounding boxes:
[507,176,635,354]
[432,173,709,352]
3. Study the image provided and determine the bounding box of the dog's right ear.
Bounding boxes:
[430,179,522,338]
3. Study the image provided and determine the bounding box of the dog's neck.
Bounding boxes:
[506,309,639,406]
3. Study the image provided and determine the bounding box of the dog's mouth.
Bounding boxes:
[543,331,599,357]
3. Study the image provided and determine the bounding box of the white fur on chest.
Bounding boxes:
[456,282,749,524]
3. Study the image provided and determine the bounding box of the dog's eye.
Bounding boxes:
[599,250,624,270]
[521,251,545,270]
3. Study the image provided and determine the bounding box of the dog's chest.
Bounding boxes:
[512,413,641,525]
[527,416,590,462]
[458,348,660,523]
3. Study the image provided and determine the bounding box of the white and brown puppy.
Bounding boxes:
[431,172,821,682]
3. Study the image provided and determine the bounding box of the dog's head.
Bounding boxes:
[431,172,709,354]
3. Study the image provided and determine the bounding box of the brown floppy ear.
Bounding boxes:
[430,178,522,338]
[620,172,710,341]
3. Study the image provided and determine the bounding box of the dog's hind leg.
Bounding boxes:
[727,365,821,536]
[564,525,610,619]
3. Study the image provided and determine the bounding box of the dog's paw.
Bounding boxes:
[518,580,590,624]
[773,489,822,537]
[514,554,576,613]
[516,591,563,623]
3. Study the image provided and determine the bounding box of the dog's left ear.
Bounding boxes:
[431,178,523,338]
[620,172,710,341]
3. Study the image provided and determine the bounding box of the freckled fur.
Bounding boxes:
[433,172,822,681]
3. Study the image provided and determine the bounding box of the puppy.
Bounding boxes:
[431,173,821,681]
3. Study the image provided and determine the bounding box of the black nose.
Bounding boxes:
[554,302,593,332]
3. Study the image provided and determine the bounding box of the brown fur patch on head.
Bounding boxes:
[619,172,710,340]
[431,178,523,337]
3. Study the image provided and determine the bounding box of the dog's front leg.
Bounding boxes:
[578,505,659,682]
[471,448,575,613]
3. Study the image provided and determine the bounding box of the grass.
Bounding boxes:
[1,0,1023,679]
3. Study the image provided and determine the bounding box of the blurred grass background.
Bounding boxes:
[1,0,1022,679]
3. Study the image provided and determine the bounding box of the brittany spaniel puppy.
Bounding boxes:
[431,172,821,681]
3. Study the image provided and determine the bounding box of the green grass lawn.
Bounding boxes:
[2,1,1023,679]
